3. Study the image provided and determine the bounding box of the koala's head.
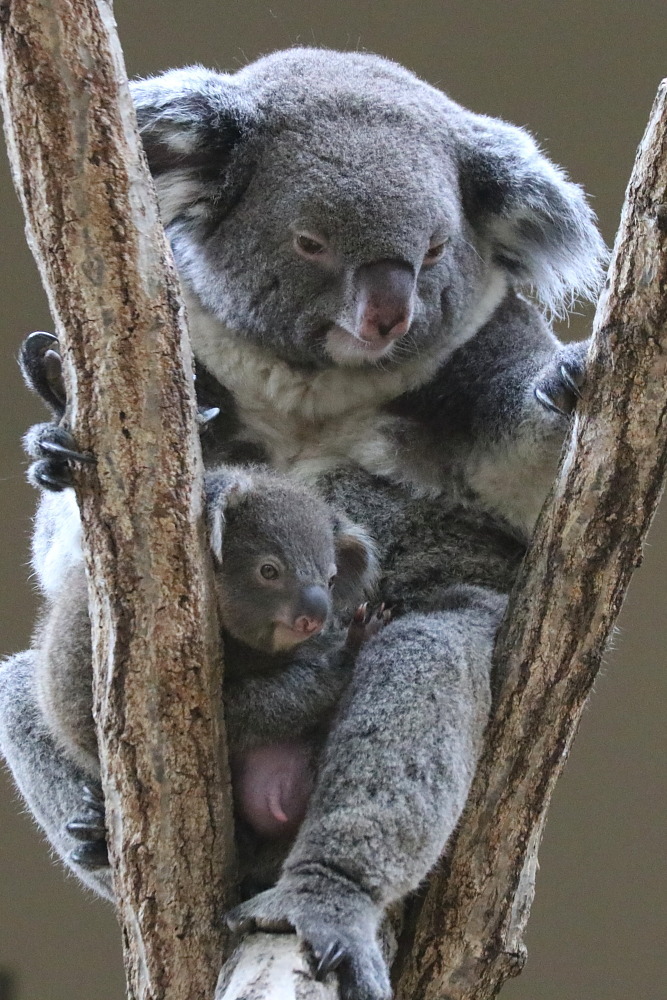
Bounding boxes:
[132,49,606,370]
[206,466,377,654]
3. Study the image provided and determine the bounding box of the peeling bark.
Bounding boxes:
[0,3,235,999]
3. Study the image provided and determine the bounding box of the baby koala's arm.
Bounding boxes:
[226,605,391,753]
[224,635,354,755]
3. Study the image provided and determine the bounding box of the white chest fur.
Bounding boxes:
[185,274,506,484]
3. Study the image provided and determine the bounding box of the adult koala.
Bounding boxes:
[0,49,606,1000]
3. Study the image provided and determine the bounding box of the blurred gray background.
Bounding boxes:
[0,1,665,997]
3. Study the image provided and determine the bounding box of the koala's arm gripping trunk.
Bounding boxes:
[0,3,235,1000]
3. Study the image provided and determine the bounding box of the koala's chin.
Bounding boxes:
[324,325,399,367]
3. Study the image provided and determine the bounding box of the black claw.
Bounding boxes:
[81,784,104,808]
[69,841,110,870]
[20,332,67,417]
[315,941,346,979]
[353,603,369,624]
[66,818,106,841]
[534,387,568,417]
[559,363,583,399]
[39,438,94,465]
[33,461,73,491]
[196,406,221,428]
[226,911,254,935]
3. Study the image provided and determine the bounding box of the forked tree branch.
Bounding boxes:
[2,2,666,999]
[0,3,235,999]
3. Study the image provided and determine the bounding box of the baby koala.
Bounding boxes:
[34,462,381,874]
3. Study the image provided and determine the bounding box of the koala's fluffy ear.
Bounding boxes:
[205,466,255,564]
[331,514,378,609]
[456,113,608,312]
[130,67,259,226]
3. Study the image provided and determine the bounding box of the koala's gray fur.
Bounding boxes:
[0,48,607,1000]
[23,463,376,887]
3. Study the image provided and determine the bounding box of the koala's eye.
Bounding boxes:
[328,572,337,589]
[422,240,448,266]
[260,563,280,581]
[294,232,328,258]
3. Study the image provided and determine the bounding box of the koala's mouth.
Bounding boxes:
[271,622,316,651]
[324,325,396,366]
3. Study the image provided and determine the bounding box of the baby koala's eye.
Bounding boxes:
[260,563,280,581]
[294,232,328,258]
[328,572,337,589]
[422,239,448,266]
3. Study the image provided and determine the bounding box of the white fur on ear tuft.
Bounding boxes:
[458,114,609,315]
[207,502,225,564]
[205,466,255,562]
[332,514,379,609]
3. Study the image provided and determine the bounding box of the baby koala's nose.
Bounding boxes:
[293,585,330,636]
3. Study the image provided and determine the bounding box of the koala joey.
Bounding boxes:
[32,457,379,879]
[0,49,609,1000]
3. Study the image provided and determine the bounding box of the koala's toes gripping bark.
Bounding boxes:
[534,342,588,418]
[23,423,94,492]
[65,783,109,870]
[227,873,391,1000]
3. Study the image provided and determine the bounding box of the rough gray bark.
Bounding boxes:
[217,80,667,1000]
[0,3,235,1000]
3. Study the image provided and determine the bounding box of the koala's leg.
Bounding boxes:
[228,586,506,1000]
[0,650,114,900]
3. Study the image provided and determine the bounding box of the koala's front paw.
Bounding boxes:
[534,343,588,418]
[65,783,109,870]
[23,422,94,492]
[227,872,391,1000]
[20,331,67,416]
[346,603,392,656]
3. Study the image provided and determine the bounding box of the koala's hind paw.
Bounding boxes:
[226,874,391,1000]
[24,423,94,492]
[346,603,392,655]
[66,784,109,870]
[534,345,587,418]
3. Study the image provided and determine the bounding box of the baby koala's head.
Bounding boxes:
[206,466,377,654]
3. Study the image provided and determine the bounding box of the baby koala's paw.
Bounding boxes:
[345,603,392,656]
[227,871,391,1000]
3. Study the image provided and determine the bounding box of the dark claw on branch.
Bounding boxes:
[559,362,583,400]
[39,437,95,465]
[315,941,346,979]
[534,386,569,417]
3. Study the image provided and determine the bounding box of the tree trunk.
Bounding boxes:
[0,3,235,999]
[2,2,666,998]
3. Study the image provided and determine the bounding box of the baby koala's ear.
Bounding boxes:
[331,513,378,609]
[205,465,255,563]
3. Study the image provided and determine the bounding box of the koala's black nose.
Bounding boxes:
[293,585,330,637]
[355,259,415,345]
